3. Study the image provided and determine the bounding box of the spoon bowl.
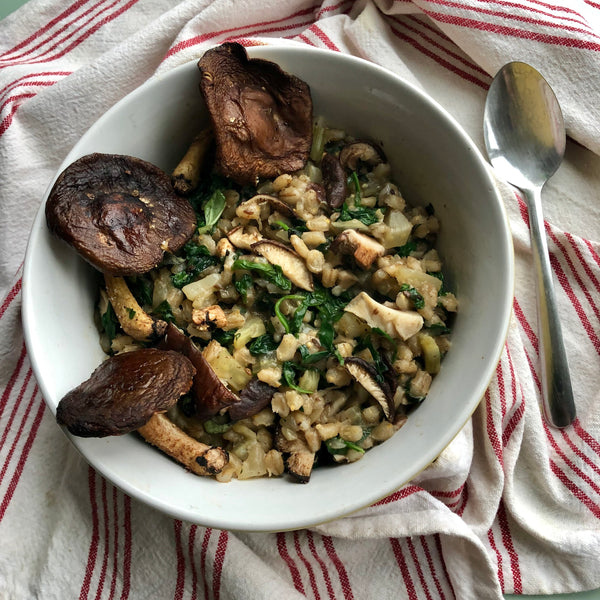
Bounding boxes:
[484,61,575,428]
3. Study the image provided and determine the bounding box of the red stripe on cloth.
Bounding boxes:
[0,386,45,524]
[512,297,539,352]
[544,422,600,496]
[419,536,447,600]
[0,72,70,100]
[433,534,455,597]
[425,9,600,51]
[119,494,132,600]
[173,520,186,600]
[501,346,525,447]
[487,527,505,592]
[407,537,434,600]
[307,23,340,51]
[307,530,336,600]
[0,92,36,136]
[548,251,600,356]
[8,0,143,68]
[315,0,354,20]
[322,536,354,600]
[583,239,600,269]
[397,15,491,79]
[293,531,321,600]
[200,527,213,600]
[0,276,21,319]
[80,468,101,600]
[565,233,600,294]
[94,477,111,600]
[108,487,119,600]
[559,426,600,478]
[0,0,114,64]
[423,0,600,40]
[390,538,418,600]
[295,33,317,46]
[0,368,34,469]
[212,530,229,600]
[497,501,522,593]
[476,0,594,29]
[373,485,422,506]
[573,419,600,457]
[547,228,600,326]
[485,387,503,464]
[390,23,489,89]
[549,459,600,519]
[0,343,27,418]
[0,0,93,58]
[188,525,199,600]
[585,1,600,9]
[164,4,321,60]
[277,532,306,594]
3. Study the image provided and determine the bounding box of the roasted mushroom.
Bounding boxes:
[344,291,423,340]
[56,348,195,437]
[198,42,313,185]
[228,379,277,421]
[171,127,214,195]
[251,239,314,291]
[339,141,385,172]
[320,153,347,208]
[159,323,239,420]
[330,230,385,269]
[344,356,395,421]
[45,153,197,275]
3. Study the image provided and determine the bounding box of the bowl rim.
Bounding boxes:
[22,44,514,531]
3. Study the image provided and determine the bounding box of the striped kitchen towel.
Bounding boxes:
[1,1,599,598]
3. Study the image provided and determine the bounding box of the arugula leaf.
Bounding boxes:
[394,240,417,257]
[197,189,226,235]
[152,300,175,323]
[234,273,253,302]
[281,361,314,394]
[399,283,425,309]
[298,345,329,365]
[248,334,279,356]
[126,275,153,307]
[325,436,365,455]
[212,328,237,347]
[232,259,292,292]
[100,303,119,345]
[172,243,219,288]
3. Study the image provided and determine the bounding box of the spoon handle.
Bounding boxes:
[524,187,576,428]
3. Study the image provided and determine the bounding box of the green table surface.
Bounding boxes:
[0,1,598,598]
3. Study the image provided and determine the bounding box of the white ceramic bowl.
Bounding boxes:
[22,45,513,531]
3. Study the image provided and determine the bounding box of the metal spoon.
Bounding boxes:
[483,61,576,428]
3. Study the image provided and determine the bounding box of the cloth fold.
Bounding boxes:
[1,1,599,598]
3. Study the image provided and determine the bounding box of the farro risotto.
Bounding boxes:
[93,120,458,483]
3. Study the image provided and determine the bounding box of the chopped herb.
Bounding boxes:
[428,271,449,296]
[350,171,362,205]
[372,327,395,346]
[212,328,237,346]
[197,189,226,234]
[126,307,136,319]
[394,240,417,257]
[126,275,153,307]
[325,436,365,455]
[274,294,305,334]
[427,323,450,336]
[338,202,380,226]
[271,218,308,238]
[172,243,219,288]
[234,273,253,302]
[100,303,119,345]
[152,300,175,323]
[399,283,425,309]
[203,418,232,434]
[232,259,292,292]
[281,361,314,394]
[298,345,329,365]
[248,333,279,356]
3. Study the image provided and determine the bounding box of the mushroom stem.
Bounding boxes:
[171,128,213,195]
[138,413,229,476]
[104,274,167,342]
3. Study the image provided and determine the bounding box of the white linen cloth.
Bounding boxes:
[1,1,600,598]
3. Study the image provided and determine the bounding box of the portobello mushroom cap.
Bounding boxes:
[159,323,239,420]
[45,153,197,275]
[56,348,196,437]
[198,42,313,185]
